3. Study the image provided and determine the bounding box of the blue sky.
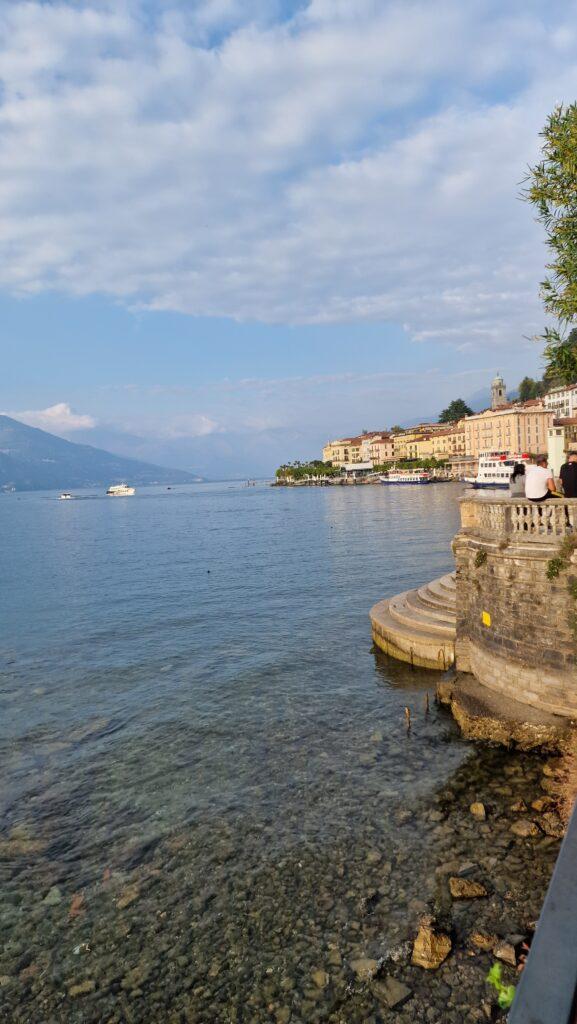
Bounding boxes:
[1,0,576,476]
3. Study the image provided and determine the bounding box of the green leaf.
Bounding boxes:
[498,985,516,1010]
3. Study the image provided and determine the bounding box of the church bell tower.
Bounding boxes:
[491,373,506,410]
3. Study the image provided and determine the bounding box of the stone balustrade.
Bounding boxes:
[460,496,577,542]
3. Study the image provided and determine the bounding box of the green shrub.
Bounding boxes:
[547,557,565,580]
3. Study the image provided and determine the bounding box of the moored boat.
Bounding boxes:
[464,451,530,490]
[106,483,135,496]
[380,471,431,485]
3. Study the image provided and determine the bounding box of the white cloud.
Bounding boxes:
[5,402,97,433]
[0,1,576,347]
[159,413,222,439]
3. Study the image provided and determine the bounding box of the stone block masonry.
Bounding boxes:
[453,497,577,717]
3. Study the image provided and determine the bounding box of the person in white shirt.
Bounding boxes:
[524,456,556,502]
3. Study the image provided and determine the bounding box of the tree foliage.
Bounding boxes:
[525,104,577,385]
[518,376,546,401]
[276,460,339,480]
[438,399,473,423]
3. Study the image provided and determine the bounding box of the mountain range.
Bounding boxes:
[0,415,201,492]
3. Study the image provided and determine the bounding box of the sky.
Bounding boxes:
[2,0,577,477]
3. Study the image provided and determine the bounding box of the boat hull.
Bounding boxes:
[467,481,509,490]
[380,479,431,485]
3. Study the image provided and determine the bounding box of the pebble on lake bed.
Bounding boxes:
[468,932,498,952]
[509,800,527,813]
[494,941,517,967]
[510,819,540,838]
[116,884,140,909]
[469,802,486,820]
[411,918,452,970]
[68,979,95,998]
[449,877,488,899]
[371,975,413,1009]
[42,886,62,906]
[349,958,379,980]
[311,969,329,989]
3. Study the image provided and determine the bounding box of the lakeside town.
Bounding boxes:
[276,374,577,484]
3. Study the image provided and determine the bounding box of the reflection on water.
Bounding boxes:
[0,483,558,1022]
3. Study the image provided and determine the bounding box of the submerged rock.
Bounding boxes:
[469,803,486,820]
[540,812,564,838]
[42,886,62,906]
[311,969,329,989]
[509,800,527,813]
[531,796,554,812]
[68,979,95,998]
[494,941,516,967]
[411,918,451,970]
[468,932,497,952]
[117,885,140,909]
[449,878,487,899]
[510,820,540,838]
[371,975,413,1009]
[349,958,379,980]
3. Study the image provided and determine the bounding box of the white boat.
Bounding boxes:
[59,492,73,500]
[465,451,530,490]
[380,471,431,485]
[106,483,135,496]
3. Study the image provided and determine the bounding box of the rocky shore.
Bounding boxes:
[0,736,563,1023]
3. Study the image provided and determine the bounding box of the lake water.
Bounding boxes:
[0,483,559,1023]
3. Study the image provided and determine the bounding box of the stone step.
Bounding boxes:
[438,572,456,593]
[405,588,456,625]
[388,591,455,637]
[370,599,455,671]
[426,576,457,604]
[417,582,456,611]
[370,575,456,671]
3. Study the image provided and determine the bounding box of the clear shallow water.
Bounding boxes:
[0,483,558,1023]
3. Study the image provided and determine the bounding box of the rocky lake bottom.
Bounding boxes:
[0,697,560,1024]
[0,484,563,1022]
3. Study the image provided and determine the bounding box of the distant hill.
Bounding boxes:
[0,415,202,492]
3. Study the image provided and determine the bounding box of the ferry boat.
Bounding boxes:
[106,483,135,496]
[380,470,431,485]
[465,451,531,490]
[59,492,73,500]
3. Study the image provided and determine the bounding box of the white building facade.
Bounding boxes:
[544,384,577,419]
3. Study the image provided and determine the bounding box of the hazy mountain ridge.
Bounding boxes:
[0,415,201,491]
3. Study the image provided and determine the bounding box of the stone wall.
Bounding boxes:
[453,498,577,717]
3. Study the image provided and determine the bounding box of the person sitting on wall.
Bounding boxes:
[524,455,556,503]
[508,462,526,497]
[560,452,577,498]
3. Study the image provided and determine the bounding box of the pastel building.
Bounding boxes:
[463,403,554,458]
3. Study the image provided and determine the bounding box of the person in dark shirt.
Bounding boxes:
[560,453,577,498]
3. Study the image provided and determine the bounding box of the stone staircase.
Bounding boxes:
[370,572,456,670]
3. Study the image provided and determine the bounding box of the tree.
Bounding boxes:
[518,376,546,401]
[438,399,473,423]
[524,104,577,385]
[390,425,404,434]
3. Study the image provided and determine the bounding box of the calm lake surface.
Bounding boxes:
[0,483,558,1023]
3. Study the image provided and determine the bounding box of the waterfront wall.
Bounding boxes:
[453,497,577,717]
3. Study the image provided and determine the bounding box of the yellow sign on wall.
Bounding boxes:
[482,611,491,627]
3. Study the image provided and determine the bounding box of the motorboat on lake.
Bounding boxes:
[59,492,73,500]
[106,483,135,496]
